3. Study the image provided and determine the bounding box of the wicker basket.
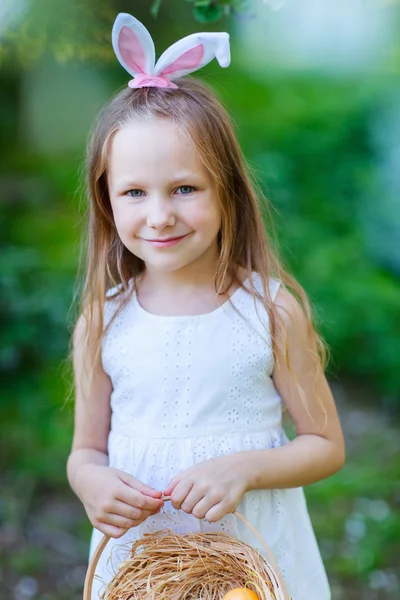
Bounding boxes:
[84,510,290,600]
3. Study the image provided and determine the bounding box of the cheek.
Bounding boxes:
[188,200,221,235]
[112,205,141,239]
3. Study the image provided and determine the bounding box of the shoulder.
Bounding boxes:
[248,272,281,302]
[274,286,315,352]
[105,280,132,301]
[74,280,133,344]
[73,303,102,352]
[104,280,133,322]
[73,304,98,341]
[275,286,305,322]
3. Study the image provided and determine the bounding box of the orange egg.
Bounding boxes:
[222,588,260,600]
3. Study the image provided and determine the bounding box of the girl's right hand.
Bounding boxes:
[76,464,164,538]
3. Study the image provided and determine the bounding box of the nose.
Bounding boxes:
[146,195,176,229]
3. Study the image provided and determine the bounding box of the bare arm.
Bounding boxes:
[66,311,112,498]
[243,286,346,490]
[67,308,163,538]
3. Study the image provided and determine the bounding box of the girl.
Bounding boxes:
[67,13,345,600]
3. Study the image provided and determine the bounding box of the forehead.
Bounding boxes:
[107,118,208,183]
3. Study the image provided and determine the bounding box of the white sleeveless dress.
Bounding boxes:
[88,275,331,600]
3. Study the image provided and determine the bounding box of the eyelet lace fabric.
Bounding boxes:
[89,275,330,599]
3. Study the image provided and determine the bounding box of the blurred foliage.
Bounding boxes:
[152,0,251,22]
[307,405,400,596]
[0,0,249,66]
[1,0,400,597]
[225,74,400,405]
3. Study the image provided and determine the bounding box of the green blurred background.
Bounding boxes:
[1,0,399,598]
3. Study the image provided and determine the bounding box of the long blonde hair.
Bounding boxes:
[75,77,327,413]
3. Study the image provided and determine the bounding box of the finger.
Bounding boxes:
[170,479,195,510]
[118,487,164,512]
[163,477,180,497]
[118,472,163,498]
[112,500,158,522]
[189,495,218,520]
[98,523,129,539]
[180,488,205,515]
[100,512,146,530]
[204,501,233,523]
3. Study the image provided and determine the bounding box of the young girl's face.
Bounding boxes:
[107,118,221,275]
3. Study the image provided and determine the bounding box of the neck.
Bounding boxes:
[142,255,220,296]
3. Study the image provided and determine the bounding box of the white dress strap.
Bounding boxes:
[269,277,282,303]
[250,274,281,304]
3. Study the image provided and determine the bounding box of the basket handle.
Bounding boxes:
[83,508,291,600]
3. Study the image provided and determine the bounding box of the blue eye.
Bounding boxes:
[127,189,145,198]
[176,186,195,195]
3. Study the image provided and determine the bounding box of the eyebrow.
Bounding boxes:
[113,181,144,194]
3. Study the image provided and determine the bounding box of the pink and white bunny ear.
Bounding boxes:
[154,32,230,80]
[111,13,156,79]
[111,13,230,89]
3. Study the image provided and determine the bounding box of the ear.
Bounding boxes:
[111,13,156,78]
[154,32,230,80]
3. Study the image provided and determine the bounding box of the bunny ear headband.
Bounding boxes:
[111,13,231,89]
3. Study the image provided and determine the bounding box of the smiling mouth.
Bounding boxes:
[143,233,190,247]
[147,235,186,242]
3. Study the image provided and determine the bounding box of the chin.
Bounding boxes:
[144,253,202,272]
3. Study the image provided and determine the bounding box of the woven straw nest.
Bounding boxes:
[102,527,289,600]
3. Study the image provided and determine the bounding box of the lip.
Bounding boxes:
[143,233,190,248]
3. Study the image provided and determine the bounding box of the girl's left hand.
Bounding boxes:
[163,453,249,522]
